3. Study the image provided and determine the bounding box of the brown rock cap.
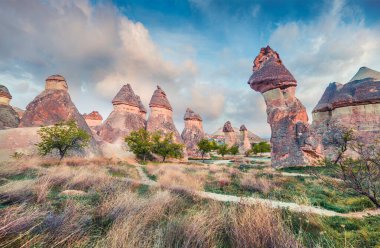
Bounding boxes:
[223,121,234,132]
[83,111,103,120]
[136,95,147,113]
[313,67,380,113]
[248,46,297,93]
[0,85,12,99]
[112,84,139,107]
[184,108,202,121]
[239,124,247,131]
[45,74,68,90]
[149,86,173,111]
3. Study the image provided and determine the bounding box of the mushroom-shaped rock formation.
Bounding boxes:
[19,75,99,156]
[223,121,237,147]
[181,108,205,158]
[311,67,380,159]
[248,46,320,168]
[136,95,147,119]
[83,111,103,127]
[239,125,251,153]
[146,86,182,142]
[99,84,146,143]
[0,85,20,129]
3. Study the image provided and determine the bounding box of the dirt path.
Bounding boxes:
[132,163,379,219]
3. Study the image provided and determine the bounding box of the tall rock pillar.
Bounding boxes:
[247,46,320,167]
[223,121,237,147]
[0,85,20,129]
[239,125,251,153]
[181,108,205,158]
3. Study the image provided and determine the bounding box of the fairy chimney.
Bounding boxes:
[0,85,20,129]
[239,124,251,153]
[136,95,147,119]
[83,111,103,127]
[223,121,237,147]
[181,108,205,157]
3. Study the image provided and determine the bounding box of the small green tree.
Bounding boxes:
[36,120,90,161]
[197,138,217,162]
[125,128,152,161]
[151,132,184,162]
[251,142,271,155]
[217,143,229,158]
[229,144,239,156]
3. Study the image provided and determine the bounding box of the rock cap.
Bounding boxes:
[223,121,234,132]
[0,85,12,99]
[149,86,172,111]
[45,74,68,90]
[83,111,103,120]
[136,95,147,113]
[350,67,380,82]
[112,84,140,107]
[239,124,248,131]
[248,46,297,93]
[184,108,202,121]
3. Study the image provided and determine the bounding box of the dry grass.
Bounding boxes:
[240,173,276,194]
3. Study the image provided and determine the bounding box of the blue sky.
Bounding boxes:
[1,0,380,137]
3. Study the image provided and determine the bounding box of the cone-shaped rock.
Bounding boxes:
[0,85,20,129]
[248,46,320,167]
[136,95,147,119]
[181,108,204,157]
[312,67,380,159]
[99,84,146,143]
[18,75,99,155]
[147,86,181,142]
[83,111,103,127]
[239,125,251,153]
[223,121,237,147]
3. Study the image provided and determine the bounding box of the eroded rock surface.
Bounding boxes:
[248,46,320,167]
[146,86,182,142]
[99,84,146,143]
[312,67,380,159]
[0,85,19,129]
[239,125,251,153]
[83,111,103,127]
[181,108,204,158]
[223,121,237,147]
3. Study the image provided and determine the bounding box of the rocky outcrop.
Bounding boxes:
[223,121,237,147]
[211,126,263,143]
[98,84,146,143]
[19,75,99,156]
[312,67,380,159]
[147,86,182,142]
[239,125,251,153]
[248,46,320,167]
[136,95,147,119]
[12,106,24,119]
[0,85,20,129]
[83,111,103,127]
[181,108,204,157]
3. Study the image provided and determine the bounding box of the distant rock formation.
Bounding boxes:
[211,126,263,143]
[0,85,20,129]
[223,121,237,147]
[98,84,146,143]
[147,86,182,142]
[11,106,24,119]
[239,125,251,153]
[83,111,103,127]
[312,67,380,159]
[248,46,320,167]
[19,75,99,156]
[181,108,204,157]
[136,95,147,119]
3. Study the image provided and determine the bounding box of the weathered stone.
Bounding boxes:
[239,125,251,153]
[19,75,99,156]
[211,126,263,143]
[248,46,320,167]
[99,84,146,143]
[12,106,24,119]
[136,95,147,119]
[223,121,237,147]
[83,111,103,127]
[147,86,182,142]
[312,67,380,159]
[181,108,205,158]
[0,85,20,129]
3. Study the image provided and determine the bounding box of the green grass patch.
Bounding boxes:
[6,168,38,181]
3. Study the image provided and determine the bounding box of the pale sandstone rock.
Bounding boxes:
[248,46,321,168]
[99,84,146,143]
[181,108,205,158]
[239,125,251,153]
[223,121,237,147]
[0,85,19,129]
[83,111,103,127]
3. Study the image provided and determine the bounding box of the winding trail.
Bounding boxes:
[133,163,380,219]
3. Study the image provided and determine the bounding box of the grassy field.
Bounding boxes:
[0,157,379,247]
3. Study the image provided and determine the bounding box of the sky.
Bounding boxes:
[1,0,380,138]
